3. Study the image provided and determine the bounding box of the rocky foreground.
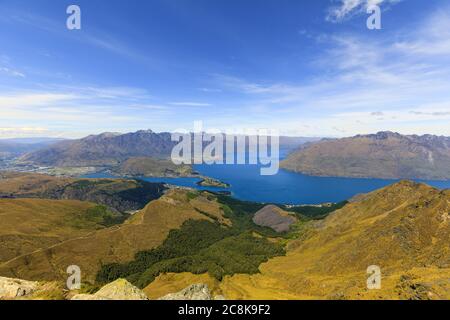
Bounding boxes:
[0,276,220,301]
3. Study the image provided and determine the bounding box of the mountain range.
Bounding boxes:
[18,130,316,168]
[281,131,450,180]
[19,130,176,167]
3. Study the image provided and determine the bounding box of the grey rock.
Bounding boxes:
[0,276,38,299]
[71,279,148,300]
[158,284,212,300]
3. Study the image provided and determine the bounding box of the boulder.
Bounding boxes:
[71,279,148,300]
[0,277,38,299]
[158,284,212,300]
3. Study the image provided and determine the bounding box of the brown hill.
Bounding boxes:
[0,189,225,283]
[220,181,450,299]
[0,198,112,263]
[281,131,450,180]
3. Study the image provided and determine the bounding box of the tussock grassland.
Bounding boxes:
[219,181,450,300]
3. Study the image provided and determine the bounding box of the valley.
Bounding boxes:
[1,130,449,300]
[0,169,449,300]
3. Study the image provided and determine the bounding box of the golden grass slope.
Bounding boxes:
[0,199,104,263]
[220,181,450,300]
[0,190,225,283]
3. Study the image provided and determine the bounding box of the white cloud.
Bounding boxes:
[0,93,75,108]
[394,10,450,56]
[0,85,176,138]
[327,0,402,22]
[169,102,212,107]
[213,7,450,137]
[0,67,25,78]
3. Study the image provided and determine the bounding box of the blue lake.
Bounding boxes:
[83,163,450,205]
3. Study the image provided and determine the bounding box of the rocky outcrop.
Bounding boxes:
[0,277,38,299]
[71,279,148,300]
[158,284,213,300]
[253,205,297,232]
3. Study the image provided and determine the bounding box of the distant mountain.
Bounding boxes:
[0,138,65,158]
[20,130,176,167]
[281,131,450,180]
[1,137,67,144]
[20,129,316,167]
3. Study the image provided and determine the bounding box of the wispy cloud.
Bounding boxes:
[212,6,450,136]
[394,9,450,56]
[0,67,25,78]
[0,85,168,136]
[0,93,74,108]
[327,0,402,22]
[0,54,26,78]
[1,10,159,69]
[169,102,212,107]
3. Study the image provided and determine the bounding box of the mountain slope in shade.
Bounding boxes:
[20,130,176,167]
[220,181,450,299]
[281,131,450,180]
[0,172,166,214]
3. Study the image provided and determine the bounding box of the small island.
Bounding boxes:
[196,177,230,188]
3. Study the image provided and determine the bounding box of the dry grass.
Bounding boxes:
[0,189,223,283]
[219,181,450,300]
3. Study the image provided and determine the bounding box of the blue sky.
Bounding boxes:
[1,0,450,138]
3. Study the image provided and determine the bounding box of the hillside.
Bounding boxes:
[281,131,450,180]
[1,179,449,300]
[0,172,166,213]
[219,181,450,299]
[20,130,176,167]
[0,198,119,263]
[0,189,228,283]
